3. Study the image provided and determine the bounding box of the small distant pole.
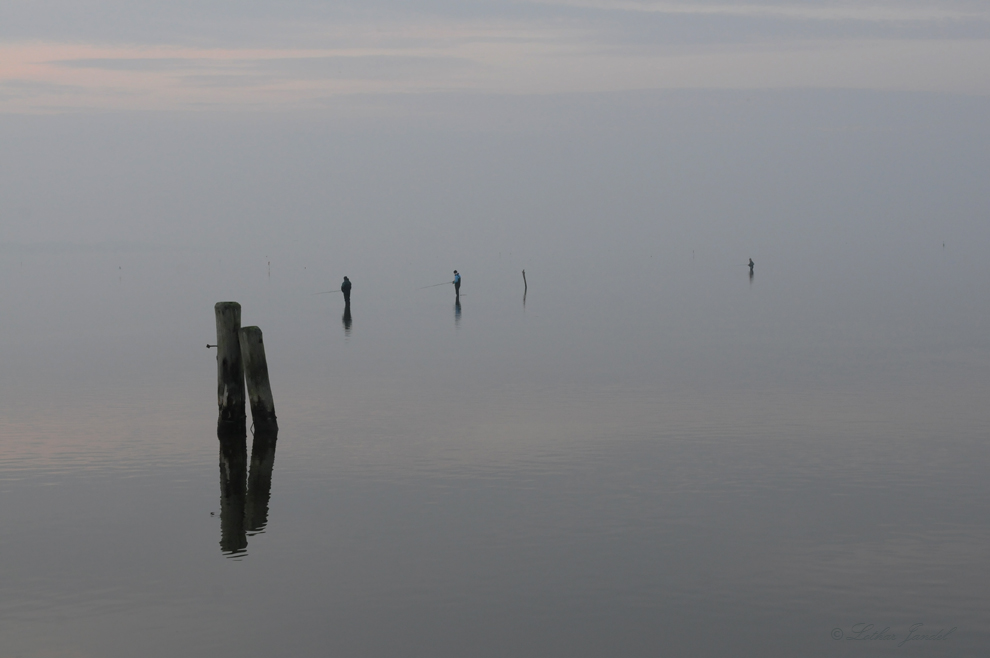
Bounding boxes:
[522,269,527,292]
[215,302,246,432]
[239,326,278,431]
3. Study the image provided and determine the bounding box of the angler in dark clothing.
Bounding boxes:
[748,259,755,274]
[453,270,461,298]
[341,276,351,304]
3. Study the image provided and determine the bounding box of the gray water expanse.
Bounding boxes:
[1,91,989,657]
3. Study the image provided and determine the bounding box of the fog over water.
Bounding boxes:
[3,1,990,654]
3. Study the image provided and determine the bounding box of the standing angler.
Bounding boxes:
[341,276,351,305]
[453,270,461,299]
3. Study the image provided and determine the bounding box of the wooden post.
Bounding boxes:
[215,302,245,432]
[239,326,277,430]
[522,269,527,292]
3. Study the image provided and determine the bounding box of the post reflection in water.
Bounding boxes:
[246,427,278,533]
[342,303,352,336]
[217,425,278,557]
[218,432,247,556]
[454,299,461,327]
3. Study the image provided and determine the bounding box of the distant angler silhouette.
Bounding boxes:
[341,276,351,305]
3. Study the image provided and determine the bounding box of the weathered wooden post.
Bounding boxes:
[215,302,246,433]
[239,326,277,430]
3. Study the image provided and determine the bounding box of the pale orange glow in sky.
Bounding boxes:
[2,10,990,113]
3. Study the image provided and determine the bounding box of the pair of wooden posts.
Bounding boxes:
[215,302,277,434]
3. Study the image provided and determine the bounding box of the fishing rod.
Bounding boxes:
[313,279,457,294]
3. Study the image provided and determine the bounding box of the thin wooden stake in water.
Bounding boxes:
[239,326,278,430]
[522,269,527,292]
[215,302,246,431]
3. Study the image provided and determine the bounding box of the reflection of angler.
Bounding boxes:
[342,306,352,335]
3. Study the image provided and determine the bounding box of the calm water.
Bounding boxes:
[2,92,989,657]
[1,239,987,658]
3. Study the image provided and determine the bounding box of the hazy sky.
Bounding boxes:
[1,1,988,269]
[2,0,990,112]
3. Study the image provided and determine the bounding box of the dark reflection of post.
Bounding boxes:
[342,302,352,336]
[245,426,278,534]
[454,299,461,327]
[218,431,248,557]
[522,269,527,308]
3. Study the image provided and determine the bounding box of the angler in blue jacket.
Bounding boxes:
[453,270,461,298]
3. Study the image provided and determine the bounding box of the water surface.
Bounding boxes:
[1,91,988,657]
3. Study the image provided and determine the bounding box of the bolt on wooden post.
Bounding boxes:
[215,302,246,432]
[239,326,278,431]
